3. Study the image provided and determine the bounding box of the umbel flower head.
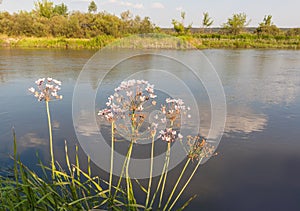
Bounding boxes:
[158,127,183,143]
[161,97,191,126]
[28,77,62,102]
[187,135,216,161]
[98,79,157,140]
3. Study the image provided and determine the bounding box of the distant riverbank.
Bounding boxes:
[1,34,299,50]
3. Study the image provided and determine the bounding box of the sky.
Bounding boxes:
[0,0,300,28]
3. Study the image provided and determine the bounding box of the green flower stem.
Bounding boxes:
[149,152,167,208]
[111,141,135,208]
[125,141,134,206]
[162,158,191,211]
[109,121,115,197]
[113,143,131,199]
[46,100,55,179]
[158,142,171,209]
[145,134,155,209]
[168,157,203,211]
[125,112,137,208]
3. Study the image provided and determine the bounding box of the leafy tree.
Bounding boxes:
[222,13,250,35]
[120,10,132,22]
[0,5,157,38]
[120,10,133,33]
[67,13,83,38]
[94,12,123,37]
[53,3,68,16]
[140,17,155,33]
[88,1,97,13]
[34,0,54,18]
[11,11,35,36]
[50,15,68,36]
[202,12,213,32]
[256,15,281,36]
[181,11,186,21]
[262,15,272,26]
[172,11,192,35]
[0,12,13,34]
[172,19,185,35]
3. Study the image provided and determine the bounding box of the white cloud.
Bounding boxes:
[106,0,144,9]
[71,0,92,2]
[176,6,183,11]
[151,2,164,9]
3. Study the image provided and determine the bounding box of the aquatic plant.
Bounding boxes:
[98,79,216,210]
[0,78,216,210]
[28,77,63,179]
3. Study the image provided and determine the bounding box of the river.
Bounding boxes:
[0,48,300,210]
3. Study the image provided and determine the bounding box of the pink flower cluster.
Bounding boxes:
[161,97,191,125]
[98,79,157,122]
[158,128,183,143]
[29,77,62,102]
[98,80,195,144]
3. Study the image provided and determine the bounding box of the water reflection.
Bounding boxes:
[224,106,267,135]
[0,49,95,84]
[19,132,47,148]
[52,120,60,130]
[74,110,99,137]
[205,50,300,106]
[0,49,300,210]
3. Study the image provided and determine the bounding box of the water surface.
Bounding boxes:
[0,49,300,210]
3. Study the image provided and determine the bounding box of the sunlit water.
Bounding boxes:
[0,49,300,210]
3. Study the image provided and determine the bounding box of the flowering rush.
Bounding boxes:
[187,135,215,161]
[98,79,157,122]
[28,77,62,102]
[161,97,191,125]
[158,127,183,143]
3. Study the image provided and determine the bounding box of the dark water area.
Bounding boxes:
[0,48,300,210]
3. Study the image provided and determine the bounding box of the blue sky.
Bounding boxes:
[0,0,300,28]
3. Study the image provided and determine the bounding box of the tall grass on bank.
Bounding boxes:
[0,130,111,210]
[1,33,300,49]
[0,35,116,49]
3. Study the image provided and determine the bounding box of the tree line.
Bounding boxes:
[0,0,156,38]
[172,12,300,37]
[0,0,299,38]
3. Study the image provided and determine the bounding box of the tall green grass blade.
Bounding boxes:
[75,145,80,179]
[176,194,197,211]
[134,178,147,193]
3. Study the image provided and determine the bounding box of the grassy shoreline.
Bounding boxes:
[1,34,300,50]
[0,35,116,49]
